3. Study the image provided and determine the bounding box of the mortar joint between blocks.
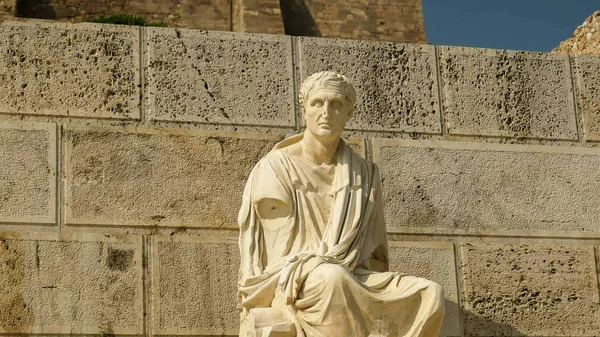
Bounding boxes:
[567,56,585,145]
[139,26,146,125]
[291,36,301,133]
[452,242,466,337]
[56,123,63,232]
[142,234,152,337]
[433,45,446,138]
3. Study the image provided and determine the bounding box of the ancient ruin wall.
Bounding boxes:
[14,0,232,30]
[6,0,427,43]
[1,20,600,336]
[302,0,427,42]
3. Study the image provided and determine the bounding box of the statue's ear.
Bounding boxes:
[345,105,353,122]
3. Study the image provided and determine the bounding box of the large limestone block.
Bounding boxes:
[459,243,600,336]
[374,139,600,235]
[0,232,143,334]
[151,236,239,335]
[297,37,441,134]
[572,55,600,141]
[0,21,140,119]
[439,46,577,140]
[64,126,281,227]
[144,27,295,126]
[388,242,460,337]
[0,122,56,225]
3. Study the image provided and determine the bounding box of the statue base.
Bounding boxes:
[249,307,296,337]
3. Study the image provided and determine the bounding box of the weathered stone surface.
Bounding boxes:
[388,242,459,337]
[7,0,427,43]
[16,0,231,31]
[439,46,577,140]
[152,237,239,335]
[296,0,427,43]
[0,21,139,119]
[375,139,600,235]
[144,27,294,126]
[460,243,600,336]
[297,37,441,134]
[232,0,284,34]
[0,233,143,334]
[0,122,56,225]
[572,55,600,141]
[64,126,281,227]
[345,136,366,157]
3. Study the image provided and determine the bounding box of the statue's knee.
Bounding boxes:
[310,263,348,285]
[426,281,445,311]
[430,281,443,298]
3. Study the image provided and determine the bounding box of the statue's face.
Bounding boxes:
[303,87,351,141]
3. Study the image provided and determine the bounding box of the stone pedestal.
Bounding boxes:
[248,308,295,337]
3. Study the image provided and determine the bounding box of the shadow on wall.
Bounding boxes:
[279,0,321,37]
[16,0,56,19]
[462,309,523,337]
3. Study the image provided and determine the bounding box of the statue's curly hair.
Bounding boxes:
[298,71,356,114]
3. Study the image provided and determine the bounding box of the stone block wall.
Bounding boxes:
[5,0,426,43]
[301,0,426,42]
[14,0,231,30]
[1,20,600,336]
[236,0,427,43]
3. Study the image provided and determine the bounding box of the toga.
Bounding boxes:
[238,134,445,337]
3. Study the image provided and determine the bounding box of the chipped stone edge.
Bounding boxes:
[296,37,442,135]
[143,26,296,127]
[0,20,141,120]
[150,235,238,336]
[438,45,578,141]
[62,124,285,228]
[0,121,56,226]
[0,231,144,335]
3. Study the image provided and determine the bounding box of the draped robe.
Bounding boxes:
[238,134,445,337]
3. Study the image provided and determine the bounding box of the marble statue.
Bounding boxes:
[238,71,445,337]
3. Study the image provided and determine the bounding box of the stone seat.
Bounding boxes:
[247,307,397,337]
[248,307,296,337]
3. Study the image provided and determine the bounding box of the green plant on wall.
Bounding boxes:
[85,14,166,27]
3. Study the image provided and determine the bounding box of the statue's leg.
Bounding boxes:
[294,263,372,337]
[292,265,446,337]
[362,274,445,337]
[400,277,445,337]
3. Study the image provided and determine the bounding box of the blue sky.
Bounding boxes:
[422,0,599,52]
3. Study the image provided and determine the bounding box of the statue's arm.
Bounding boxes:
[251,159,292,230]
[357,163,389,273]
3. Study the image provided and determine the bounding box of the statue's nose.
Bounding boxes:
[323,101,333,114]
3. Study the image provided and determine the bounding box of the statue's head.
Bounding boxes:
[299,71,356,141]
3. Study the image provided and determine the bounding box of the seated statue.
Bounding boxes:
[238,71,445,337]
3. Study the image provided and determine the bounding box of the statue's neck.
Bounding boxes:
[300,131,339,166]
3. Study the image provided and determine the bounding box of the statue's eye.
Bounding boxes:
[330,100,342,110]
[311,99,324,107]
